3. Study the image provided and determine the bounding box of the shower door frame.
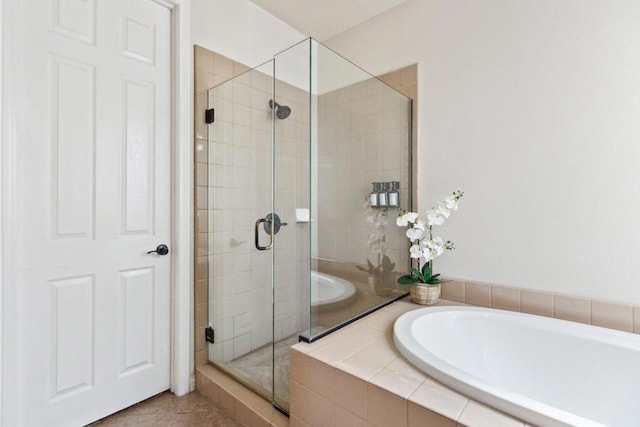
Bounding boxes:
[0,0,194,423]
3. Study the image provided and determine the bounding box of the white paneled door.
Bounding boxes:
[13,0,172,425]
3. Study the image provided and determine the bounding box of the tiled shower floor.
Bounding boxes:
[229,334,299,404]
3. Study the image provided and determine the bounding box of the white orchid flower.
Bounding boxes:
[445,195,459,211]
[396,211,419,227]
[405,227,423,242]
[413,219,426,231]
[423,237,445,259]
[409,244,422,259]
[422,247,435,262]
[426,209,445,226]
[437,203,451,218]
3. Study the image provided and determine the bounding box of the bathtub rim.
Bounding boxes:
[393,306,619,427]
[310,270,357,308]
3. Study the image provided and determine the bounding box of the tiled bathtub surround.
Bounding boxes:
[441,278,639,333]
[290,286,640,426]
[289,300,530,427]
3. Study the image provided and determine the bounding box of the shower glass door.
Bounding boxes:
[206,52,311,412]
[206,61,276,404]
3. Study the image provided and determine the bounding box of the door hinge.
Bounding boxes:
[205,108,215,124]
[205,326,215,344]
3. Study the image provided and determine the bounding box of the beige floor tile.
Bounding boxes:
[170,411,241,426]
[117,392,178,415]
[94,413,174,426]
[90,391,240,427]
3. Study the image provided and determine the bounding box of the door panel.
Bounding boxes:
[122,77,156,235]
[51,55,96,238]
[49,275,95,398]
[14,0,172,425]
[119,267,155,376]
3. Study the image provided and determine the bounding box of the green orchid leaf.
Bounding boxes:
[411,268,424,281]
[431,273,440,279]
[397,275,420,285]
[427,277,442,284]
[421,263,432,278]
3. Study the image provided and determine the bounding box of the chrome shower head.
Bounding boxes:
[269,99,291,120]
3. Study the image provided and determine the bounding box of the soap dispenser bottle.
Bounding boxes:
[388,181,400,207]
[378,182,389,207]
[369,183,380,207]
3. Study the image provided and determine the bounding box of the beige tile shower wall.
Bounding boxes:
[194,46,251,368]
[316,65,416,279]
[378,65,418,207]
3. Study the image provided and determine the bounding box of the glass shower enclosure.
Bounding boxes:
[206,39,412,413]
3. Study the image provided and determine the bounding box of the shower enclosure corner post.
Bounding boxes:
[306,36,314,342]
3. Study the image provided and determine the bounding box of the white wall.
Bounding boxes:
[325,0,640,305]
[191,0,304,69]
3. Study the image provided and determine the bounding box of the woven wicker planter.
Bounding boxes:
[410,283,441,305]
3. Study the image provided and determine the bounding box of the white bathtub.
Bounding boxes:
[310,271,356,308]
[393,306,640,427]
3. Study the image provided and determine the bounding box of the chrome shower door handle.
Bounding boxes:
[254,218,274,250]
